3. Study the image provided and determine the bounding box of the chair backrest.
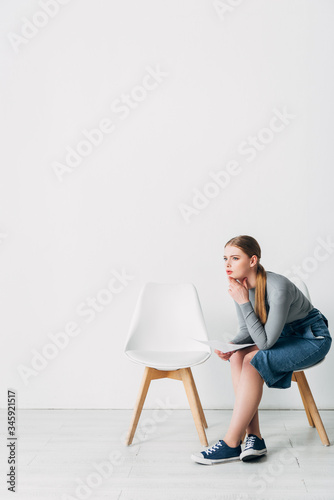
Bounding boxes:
[287,275,311,301]
[124,282,211,353]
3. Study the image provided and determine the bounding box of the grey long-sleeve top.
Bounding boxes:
[231,271,313,350]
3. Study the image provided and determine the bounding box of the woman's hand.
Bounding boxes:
[228,277,250,304]
[214,349,236,361]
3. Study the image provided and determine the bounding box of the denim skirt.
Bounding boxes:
[250,307,332,389]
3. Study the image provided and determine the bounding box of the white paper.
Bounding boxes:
[193,338,255,353]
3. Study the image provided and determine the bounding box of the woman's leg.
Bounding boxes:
[230,346,261,438]
[225,349,264,447]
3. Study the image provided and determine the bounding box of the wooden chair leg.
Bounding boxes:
[126,366,209,447]
[125,366,153,445]
[293,371,330,446]
[187,368,208,429]
[180,368,208,446]
[292,372,314,427]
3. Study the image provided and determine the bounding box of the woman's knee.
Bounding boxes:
[230,349,246,365]
[242,349,259,365]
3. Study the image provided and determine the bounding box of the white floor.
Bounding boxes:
[0,409,333,500]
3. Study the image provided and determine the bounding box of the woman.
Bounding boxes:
[191,235,332,465]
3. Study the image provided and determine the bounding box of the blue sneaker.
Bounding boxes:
[191,439,241,465]
[240,434,267,461]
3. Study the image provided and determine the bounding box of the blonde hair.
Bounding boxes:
[225,235,267,324]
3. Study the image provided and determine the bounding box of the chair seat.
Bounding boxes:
[293,357,326,373]
[125,350,211,370]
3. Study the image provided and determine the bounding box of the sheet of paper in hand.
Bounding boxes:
[193,338,255,353]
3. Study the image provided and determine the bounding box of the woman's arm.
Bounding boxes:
[230,301,254,344]
[237,288,293,349]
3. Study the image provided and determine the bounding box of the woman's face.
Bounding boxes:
[223,245,257,281]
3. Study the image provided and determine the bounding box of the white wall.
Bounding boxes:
[1,0,334,410]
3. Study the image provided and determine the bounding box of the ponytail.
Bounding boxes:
[255,263,267,325]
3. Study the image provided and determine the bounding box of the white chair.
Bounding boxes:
[124,282,211,446]
[288,277,330,446]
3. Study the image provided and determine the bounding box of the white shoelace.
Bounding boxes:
[244,435,256,450]
[204,440,223,455]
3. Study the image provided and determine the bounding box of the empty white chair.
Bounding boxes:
[124,282,211,446]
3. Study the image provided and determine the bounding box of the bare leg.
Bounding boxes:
[224,349,264,447]
[247,410,261,437]
[230,346,262,439]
